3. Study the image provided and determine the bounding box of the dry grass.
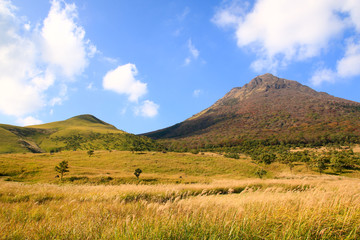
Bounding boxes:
[1,177,359,239]
[0,151,270,183]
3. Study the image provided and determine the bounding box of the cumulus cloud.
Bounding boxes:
[102,63,159,117]
[16,116,43,126]
[134,100,159,118]
[213,0,360,80]
[310,68,336,86]
[0,0,45,116]
[41,0,91,78]
[103,63,147,102]
[337,39,360,78]
[0,0,94,121]
[310,39,360,85]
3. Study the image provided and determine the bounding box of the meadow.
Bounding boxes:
[0,150,360,239]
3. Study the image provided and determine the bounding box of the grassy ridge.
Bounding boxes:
[0,179,359,239]
[0,115,158,154]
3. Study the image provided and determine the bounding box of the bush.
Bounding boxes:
[224,152,240,159]
[255,168,267,179]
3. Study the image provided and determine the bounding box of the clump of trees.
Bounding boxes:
[224,152,240,159]
[52,133,164,153]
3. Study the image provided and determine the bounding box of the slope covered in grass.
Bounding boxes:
[0,115,158,153]
[30,114,122,134]
[0,127,27,153]
[1,150,358,184]
[0,151,262,183]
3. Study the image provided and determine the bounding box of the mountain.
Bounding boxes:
[0,114,157,153]
[144,73,360,148]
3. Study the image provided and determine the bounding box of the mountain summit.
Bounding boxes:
[145,74,360,148]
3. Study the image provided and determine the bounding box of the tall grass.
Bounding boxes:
[1,178,359,239]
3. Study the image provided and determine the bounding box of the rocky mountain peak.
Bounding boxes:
[221,74,316,103]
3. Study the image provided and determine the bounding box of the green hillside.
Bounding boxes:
[0,127,28,153]
[30,114,121,134]
[0,115,159,153]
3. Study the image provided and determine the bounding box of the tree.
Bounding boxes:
[87,149,94,157]
[313,156,328,175]
[255,168,267,179]
[287,161,295,173]
[259,153,276,165]
[55,160,69,180]
[134,168,142,179]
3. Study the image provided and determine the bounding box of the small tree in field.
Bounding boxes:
[55,160,69,180]
[255,168,267,179]
[134,168,142,179]
[87,149,94,157]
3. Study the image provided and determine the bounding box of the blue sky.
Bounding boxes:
[1,0,360,134]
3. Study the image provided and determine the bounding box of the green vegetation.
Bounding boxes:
[134,168,142,179]
[0,127,28,153]
[0,146,359,184]
[0,151,265,183]
[255,168,267,178]
[0,115,162,154]
[55,160,69,180]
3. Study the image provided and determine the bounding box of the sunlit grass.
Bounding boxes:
[0,151,270,183]
[0,178,359,239]
[1,150,360,238]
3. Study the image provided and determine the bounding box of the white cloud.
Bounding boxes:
[212,0,247,28]
[0,0,94,119]
[177,7,190,22]
[41,0,91,78]
[188,39,199,59]
[134,100,159,118]
[310,39,360,85]
[49,97,63,106]
[86,82,94,90]
[193,89,202,97]
[310,68,336,86]
[213,0,360,75]
[184,57,191,66]
[337,39,360,78]
[103,63,147,102]
[0,0,45,116]
[16,116,43,126]
[184,39,199,65]
[102,56,118,65]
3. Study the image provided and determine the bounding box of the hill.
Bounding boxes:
[144,73,360,149]
[0,115,158,153]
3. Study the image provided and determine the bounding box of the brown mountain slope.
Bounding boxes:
[144,73,360,147]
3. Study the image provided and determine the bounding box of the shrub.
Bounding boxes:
[224,152,240,159]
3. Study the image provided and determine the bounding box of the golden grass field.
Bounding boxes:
[0,150,360,239]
